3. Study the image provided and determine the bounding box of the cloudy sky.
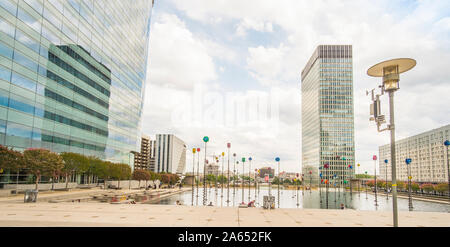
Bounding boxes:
[142,0,450,175]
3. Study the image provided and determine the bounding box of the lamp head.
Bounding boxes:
[367,58,416,92]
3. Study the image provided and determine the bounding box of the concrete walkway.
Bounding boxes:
[0,202,448,227]
[0,188,190,203]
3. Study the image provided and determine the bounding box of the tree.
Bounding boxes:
[133,169,148,188]
[0,145,25,185]
[377,180,385,188]
[434,183,447,195]
[397,181,405,191]
[272,177,281,185]
[24,148,61,190]
[366,180,374,187]
[421,183,434,194]
[217,175,228,184]
[47,151,64,190]
[411,182,420,192]
[60,152,86,189]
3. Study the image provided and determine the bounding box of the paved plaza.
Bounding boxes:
[0,202,449,227]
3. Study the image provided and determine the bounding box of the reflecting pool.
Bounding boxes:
[148,186,450,213]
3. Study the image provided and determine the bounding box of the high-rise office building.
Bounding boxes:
[0,0,154,166]
[379,124,450,183]
[154,134,186,174]
[301,45,355,184]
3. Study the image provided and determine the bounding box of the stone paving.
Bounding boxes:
[0,202,449,227]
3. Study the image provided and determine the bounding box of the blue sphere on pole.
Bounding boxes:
[445,140,450,146]
[249,157,252,161]
[405,158,412,165]
[384,159,388,164]
[275,157,280,162]
[203,136,209,142]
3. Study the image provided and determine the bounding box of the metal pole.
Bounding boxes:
[389,91,399,227]
[221,155,224,198]
[196,150,200,205]
[326,167,328,209]
[374,159,378,206]
[386,162,389,200]
[407,162,413,211]
[192,150,195,206]
[446,144,450,203]
[254,169,257,202]
[296,179,299,208]
[309,172,312,194]
[248,160,251,202]
[242,161,245,204]
[277,161,280,208]
[227,147,230,204]
[203,143,207,206]
[233,157,236,199]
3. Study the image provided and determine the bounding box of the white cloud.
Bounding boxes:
[147,0,450,175]
[147,13,217,91]
[235,18,273,37]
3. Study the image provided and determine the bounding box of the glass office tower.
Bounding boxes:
[301,45,355,185]
[0,0,153,165]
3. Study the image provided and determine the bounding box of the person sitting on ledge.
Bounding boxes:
[340,203,345,209]
[208,201,213,206]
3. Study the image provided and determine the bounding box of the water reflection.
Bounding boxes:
[150,186,450,213]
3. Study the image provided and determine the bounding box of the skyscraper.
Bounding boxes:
[154,134,186,175]
[0,0,154,166]
[301,45,355,185]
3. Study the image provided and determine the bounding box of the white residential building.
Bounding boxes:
[379,124,450,183]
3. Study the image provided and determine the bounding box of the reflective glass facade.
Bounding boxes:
[301,45,355,184]
[0,0,153,165]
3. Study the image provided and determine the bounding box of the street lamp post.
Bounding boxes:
[444,140,450,202]
[202,136,209,206]
[384,159,389,200]
[367,58,416,227]
[248,157,252,202]
[275,157,280,208]
[406,158,413,211]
